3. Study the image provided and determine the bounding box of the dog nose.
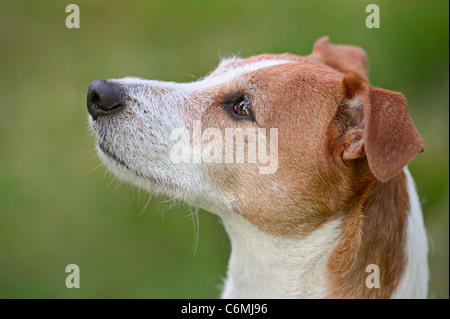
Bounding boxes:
[87,80,124,120]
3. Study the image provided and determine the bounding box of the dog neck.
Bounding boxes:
[219,168,427,299]
[220,210,342,298]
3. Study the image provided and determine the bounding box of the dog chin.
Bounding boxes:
[97,147,219,211]
[96,144,165,193]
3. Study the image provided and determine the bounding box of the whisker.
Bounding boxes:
[89,162,104,173]
[188,207,200,258]
[136,193,153,218]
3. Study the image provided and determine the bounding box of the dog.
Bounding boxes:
[87,37,428,298]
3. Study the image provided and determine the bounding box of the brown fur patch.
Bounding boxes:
[327,171,409,298]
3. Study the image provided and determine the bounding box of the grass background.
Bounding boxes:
[0,0,448,298]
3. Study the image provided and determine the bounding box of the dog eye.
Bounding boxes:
[234,99,252,117]
[221,93,255,121]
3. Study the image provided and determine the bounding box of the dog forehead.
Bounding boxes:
[204,53,342,89]
[214,53,302,72]
[183,58,293,93]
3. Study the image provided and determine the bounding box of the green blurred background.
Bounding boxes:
[0,0,448,298]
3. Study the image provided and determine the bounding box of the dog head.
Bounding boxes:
[88,37,424,236]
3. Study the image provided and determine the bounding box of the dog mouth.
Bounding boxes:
[97,141,167,190]
[98,142,130,169]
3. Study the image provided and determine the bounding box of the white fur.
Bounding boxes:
[391,167,429,298]
[220,212,342,298]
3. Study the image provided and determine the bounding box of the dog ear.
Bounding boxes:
[311,37,369,80]
[338,73,425,182]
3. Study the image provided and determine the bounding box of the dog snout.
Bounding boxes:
[87,80,125,120]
